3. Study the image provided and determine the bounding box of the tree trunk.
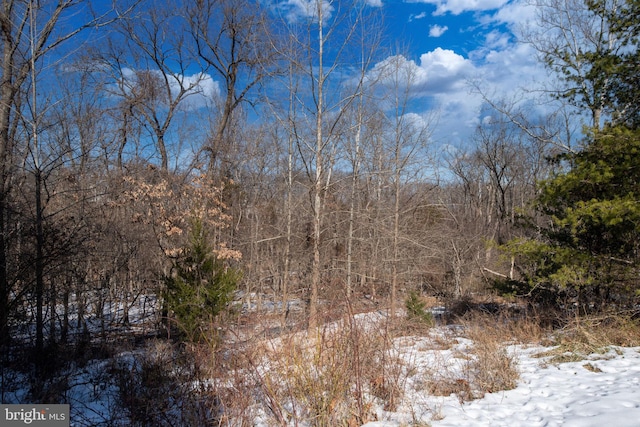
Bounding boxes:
[391,171,400,319]
[281,108,294,329]
[346,108,363,298]
[0,7,16,348]
[35,169,45,372]
[308,1,326,331]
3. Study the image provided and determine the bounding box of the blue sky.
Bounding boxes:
[54,0,557,166]
[362,0,550,148]
[386,0,525,55]
[268,0,550,152]
[386,0,498,55]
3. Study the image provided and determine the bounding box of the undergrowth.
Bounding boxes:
[110,340,217,426]
[535,313,640,364]
[25,299,640,426]
[245,313,402,426]
[463,318,520,395]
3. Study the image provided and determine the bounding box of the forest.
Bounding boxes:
[0,0,638,425]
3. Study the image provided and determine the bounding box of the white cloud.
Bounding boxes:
[416,48,476,91]
[116,68,220,111]
[403,112,432,130]
[366,0,563,149]
[367,48,476,100]
[409,11,428,21]
[276,0,335,23]
[179,73,221,110]
[429,24,449,37]
[492,0,537,27]
[368,21,549,145]
[273,0,379,23]
[365,48,478,146]
[482,29,512,50]
[438,43,547,144]
[430,86,484,144]
[407,0,510,15]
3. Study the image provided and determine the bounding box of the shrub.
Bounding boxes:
[246,315,405,426]
[502,126,640,312]
[462,317,519,395]
[111,340,217,426]
[537,314,640,364]
[405,291,434,326]
[163,218,241,343]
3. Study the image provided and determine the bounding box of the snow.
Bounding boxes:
[5,304,640,426]
[364,341,640,426]
[66,326,640,426]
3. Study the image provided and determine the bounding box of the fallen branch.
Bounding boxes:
[482,268,508,279]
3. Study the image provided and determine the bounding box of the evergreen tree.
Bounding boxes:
[588,0,640,126]
[163,218,241,343]
[502,126,640,310]
[500,0,639,311]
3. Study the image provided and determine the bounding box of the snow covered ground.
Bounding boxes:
[5,305,640,426]
[61,337,640,426]
[365,341,640,427]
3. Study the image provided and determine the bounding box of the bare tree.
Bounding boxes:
[448,102,553,289]
[370,54,434,317]
[0,0,130,358]
[187,0,274,175]
[101,0,209,171]
[341,11,383,299]
[521,0,627,128]
[274,0,383,328]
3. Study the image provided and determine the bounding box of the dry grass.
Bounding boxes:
[534,314,640,365]
[456,316,520,397]
[555,314,640,348]
[228,312,413,426]
[405,313,523,404]
[411,311,531,401]
[460,309,550,345]
[469,336,519,394]
[425,378,474,403]
[142,306,640,425]
[582,362,603,373]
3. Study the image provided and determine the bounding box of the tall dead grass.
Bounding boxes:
[217,314,408,426]
[536,313,640,364]
[462,319,520,395]
[240,312,407,426]
[421,311,547,402]
[122,304,640,425]
[554,314,640,348]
